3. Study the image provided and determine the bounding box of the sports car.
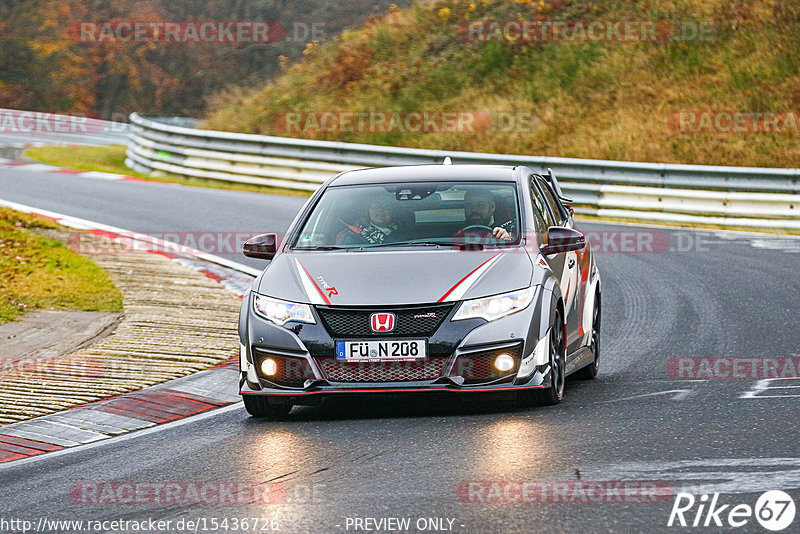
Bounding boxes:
[238,163,601,417]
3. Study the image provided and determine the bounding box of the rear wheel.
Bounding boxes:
[529,309,566,406]
[242,395,292,419]
[575,293,601,380]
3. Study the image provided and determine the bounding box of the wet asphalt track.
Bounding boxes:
[1,161,800,533]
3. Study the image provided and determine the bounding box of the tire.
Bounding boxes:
[530,308,566,406]
[575,292,601,380]
[242,395,292,419]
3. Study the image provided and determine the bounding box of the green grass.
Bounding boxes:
[24,145,312,198]
[25,145,140,177]
[203,0,800,169]
[0,207,123,323]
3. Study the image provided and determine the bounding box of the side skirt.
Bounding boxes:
[565,345,594,376]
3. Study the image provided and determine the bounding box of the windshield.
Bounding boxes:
[292,181,521,250]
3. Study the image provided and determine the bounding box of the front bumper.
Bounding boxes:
[239,366,551,403]
[239,290,552,403]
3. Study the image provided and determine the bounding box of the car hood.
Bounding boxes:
[256,249,534,306]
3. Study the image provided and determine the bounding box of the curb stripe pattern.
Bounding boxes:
[0,362,242,463]
[0,197,256,464]
[0,157,171,184]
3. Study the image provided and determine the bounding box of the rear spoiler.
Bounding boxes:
[545,168,572,204]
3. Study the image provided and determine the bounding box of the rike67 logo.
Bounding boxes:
[668,490,796,531]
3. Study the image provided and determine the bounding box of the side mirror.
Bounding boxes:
[243,233,279,260]
[540,227,585,255]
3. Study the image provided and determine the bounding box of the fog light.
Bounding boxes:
[261,358,278,376]
[494,353,515,372]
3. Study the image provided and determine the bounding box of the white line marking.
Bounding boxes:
[0,198,261,277]
[740,378,800,399]
[582,458,800,494]
[600,389,694,403]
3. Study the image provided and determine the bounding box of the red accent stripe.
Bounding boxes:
[585,254,592,289]
[437,254,499,303]
[241,384,546,396]
[297,260,330,305]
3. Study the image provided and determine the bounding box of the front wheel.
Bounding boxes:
[528,309,566,406]
[242,395,292,419]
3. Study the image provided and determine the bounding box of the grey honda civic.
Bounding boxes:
[238,164,601,417]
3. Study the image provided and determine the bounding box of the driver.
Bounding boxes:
[455,189,516,241]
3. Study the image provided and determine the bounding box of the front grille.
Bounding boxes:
[315,357,446,382]
[253,349,315,388]
[452,343,523,384]
[316,303,454,338]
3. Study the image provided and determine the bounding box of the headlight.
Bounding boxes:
[452,287,536,322]
[253,294,315,326]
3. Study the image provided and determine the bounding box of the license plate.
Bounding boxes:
[336,340,426,362]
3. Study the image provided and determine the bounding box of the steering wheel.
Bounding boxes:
[459,225,494,234]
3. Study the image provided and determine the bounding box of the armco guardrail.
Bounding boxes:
[127,113,800,230]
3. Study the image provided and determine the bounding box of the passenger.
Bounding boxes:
[338,196,399,245]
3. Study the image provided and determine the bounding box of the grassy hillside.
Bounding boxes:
[204,0,800,168]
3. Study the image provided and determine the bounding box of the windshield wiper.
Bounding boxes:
[363,241,455,249]
[293,245,347,251]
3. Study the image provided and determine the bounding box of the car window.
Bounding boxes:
[534,177,564,226]
[529,177,553,226]
[528,177,550,244]
[537,177,568,224]
[292,181,521,249]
